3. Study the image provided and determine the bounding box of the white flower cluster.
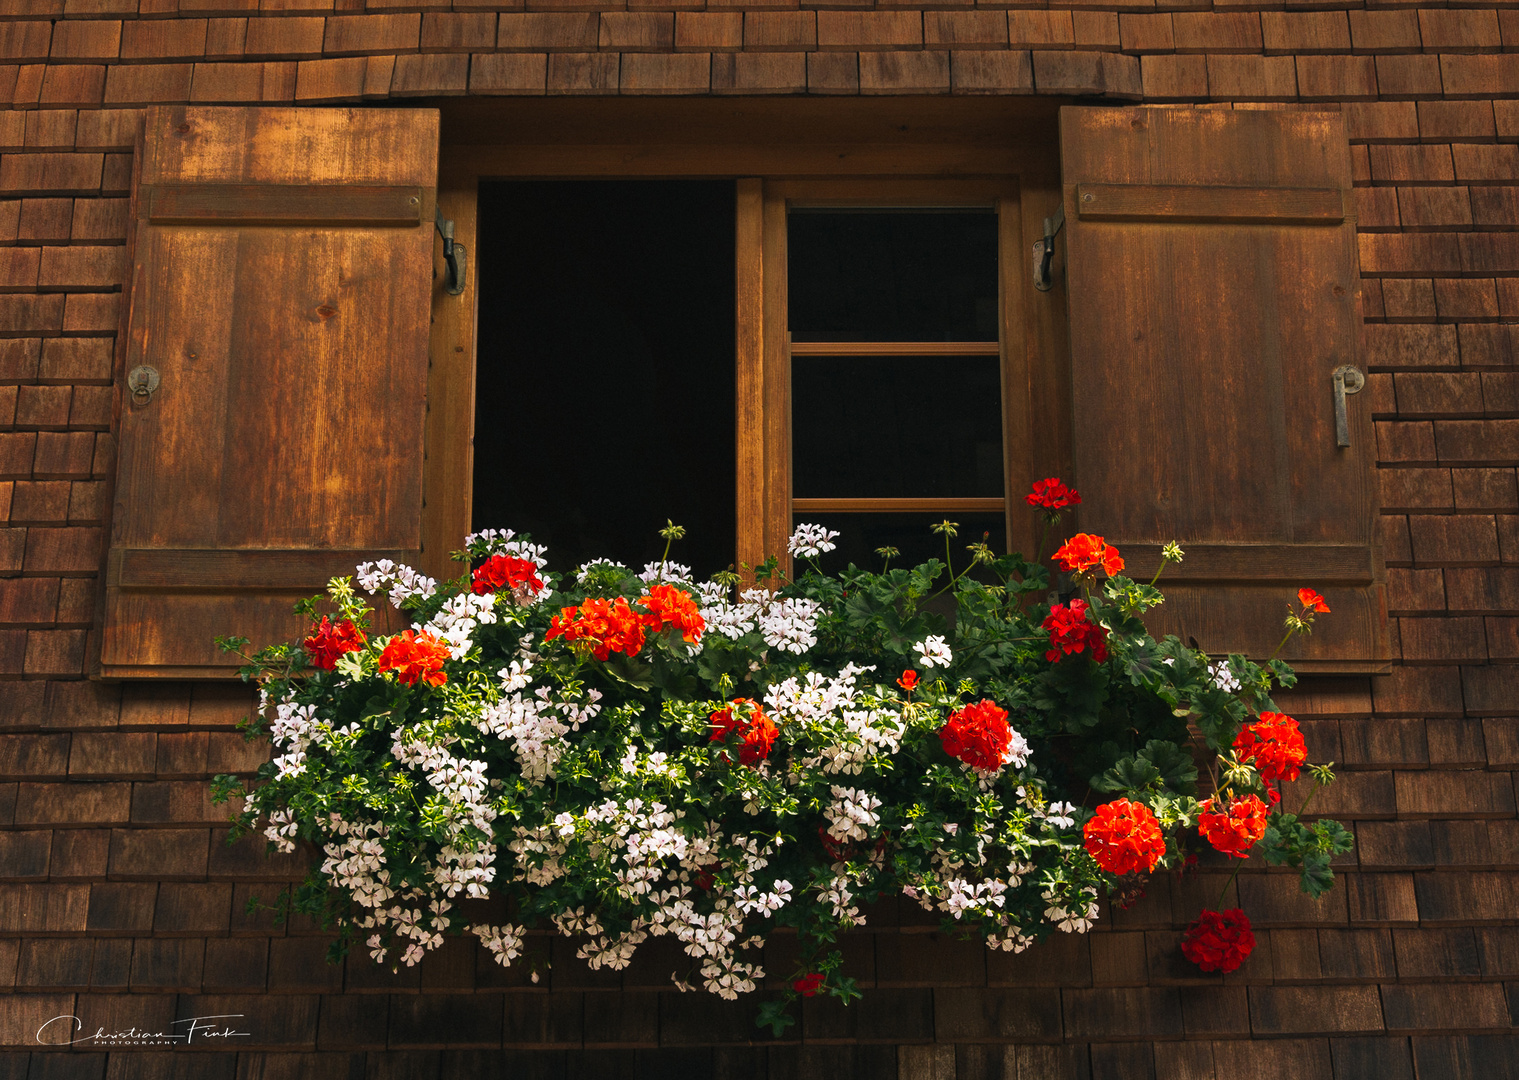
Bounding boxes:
[419,591,499,660]
[823,785,882,844]
[691,584,821,655]
[471,922,526,967]
[1209,659,1242,692]
[788,522,840,559]
[465,528,548,569]
[915,635,953,668]
[355,559,437,609]
[765,665,903,775]
[1043,886,1100,933]
[640,560,694,585]
[478,687,602,784]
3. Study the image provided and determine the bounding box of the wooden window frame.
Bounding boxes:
[421,99,1070,583]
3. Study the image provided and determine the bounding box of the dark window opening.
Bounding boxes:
[473,180,737,580]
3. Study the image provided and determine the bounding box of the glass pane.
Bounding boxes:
[791,512,1008,575]
[788,211,998,342]
[792,355,1004,499]
[472,180,737,580]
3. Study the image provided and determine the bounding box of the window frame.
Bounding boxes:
[423,99,1071,583]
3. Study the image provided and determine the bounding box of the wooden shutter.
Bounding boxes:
[1060,107,1389,674]
[101,106,439,678]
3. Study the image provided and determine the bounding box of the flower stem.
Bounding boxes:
[1216,857,1245,911]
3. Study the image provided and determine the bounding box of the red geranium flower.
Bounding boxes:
[1083,798,1166,876]
[1234,712,1308,785]
[302,616,366,671]
[1025,477,1081,512]
[378,629,450,688]
[710,699,777,767]
[1181,908,1256,973]
[897,670,919,694]
[793,972,825,997]
[638,583,705,644]
[1297,587,1330,614]
[545,597,647,661]
[1052,533,1124,576]
[1197,794,1269,858]
[471,554,544,597]
[939,699,1013,772]
[1042,598,1109,664]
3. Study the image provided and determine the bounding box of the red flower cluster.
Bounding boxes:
[897,670,919,694]
[1083,798,1167,876]
[1042,598,1109,664]
[793,973,825,997]
[546,597,647,661]
[939,699,1013,772]
[1234,712,1308,785]
[378,629,450,688]
[302,616,365,671]
[471,554,544,597]
[1297,586,1330,613]
[639,584,705,644]
[710,698,778,767]
[1052,533,1124,576]
[1025,477,1081,512]
[1181,908,1256,973]
[1197,793,1269,858]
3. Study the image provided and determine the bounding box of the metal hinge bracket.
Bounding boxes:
[1032,204,1066,293]
[435,207,467,296]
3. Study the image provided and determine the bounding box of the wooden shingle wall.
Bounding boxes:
[1,3,1518,1078]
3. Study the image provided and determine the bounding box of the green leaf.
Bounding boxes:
[755,999,796,1037]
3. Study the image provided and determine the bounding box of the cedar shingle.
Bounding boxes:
[1316,929,1396,980]
[1348,10,1419,53]
[121,19,210,60]
[1249,986,1384,1035]
[1119,14,1172,53]
[68,732,155,779]
[1008,11,1072,50]
[710,51,805,93]
[1206,55,1298,101]
[0,153,103,196]
[390,53,468,96]
[130,937,205,992]
[0,23,53,63]
[154,881,232,934]
[1440,55,1519,98]
[499,14,599,51]
[244,16,326,57]
[1376,54,1443,99]
[191,60,299,103]
[950,51,1033,95]
[1436,279,1500,321]
[677,13,742,51]
[1379,472,1452,514]
[49,21,122,61]
[1462,665,1519,716]
[37,246,123,290]
[203,938,267,992]
[421,13,497,52]
[1419,101,1497,144]
[744,12,814,50]
[1418,9,1502,54]
[1358,233,1463,277]
[74,109,140,152]
[1393,927,1481,978]
[1172,12,1261,53]
[19,198,75,243]
[323,13,421,55]
[807,53,856,94]
[1071,12,1118,50]
[103,64,196,106]
[1142,55,1207,100]
[23,628,85,675]
[599,12,674,50]
[1063,988,1183,1040]
[860,51,948,94]
[206,18,248,60]
[925,12,1005,48]
[23,111,78,150]
[1261,11,1348,54]
[1343,101,1419,143]
[817,12,922,50]
[1396,372,1484,417]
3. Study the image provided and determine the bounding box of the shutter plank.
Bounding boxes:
[1061,107,1388,672]
[102,106,439,679]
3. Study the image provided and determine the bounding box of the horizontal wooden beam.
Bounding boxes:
[790,341,1000,357]
[108,548,418,590]
[145,184,426,225]
[1074,184,1345,224]
[792,498,1005,513]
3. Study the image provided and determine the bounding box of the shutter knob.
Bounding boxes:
[127,365,161,405]
[1332,364,1364,449]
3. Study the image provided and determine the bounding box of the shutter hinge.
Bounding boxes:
[435,207,467,296]
[1032,204,1065,293]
